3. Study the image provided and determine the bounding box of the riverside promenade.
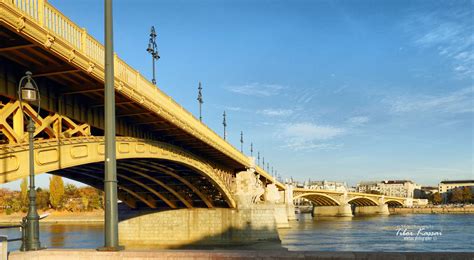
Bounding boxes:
[7,249,474,260]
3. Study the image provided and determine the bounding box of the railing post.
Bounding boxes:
[38,0,45,25]
[81,28,87,53]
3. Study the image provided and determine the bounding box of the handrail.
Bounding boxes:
[6,0,282,186]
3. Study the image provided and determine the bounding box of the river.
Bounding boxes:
[2,214,473,252]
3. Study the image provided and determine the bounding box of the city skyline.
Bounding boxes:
[1,0,473,190]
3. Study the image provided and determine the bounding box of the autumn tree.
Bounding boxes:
[431,192,443,205]
[49,175,65,209]
[449,188,464,204]
[20,177,28,207]
[462,187,472,203]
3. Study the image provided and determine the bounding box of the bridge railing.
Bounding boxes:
[5,0,283,186]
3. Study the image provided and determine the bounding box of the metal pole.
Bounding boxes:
[240,131,243,153]
[223,111,227,140]
[152,53,156,85]
[25,117,40,250]
[101,0,120,251]
[197,82,203,122]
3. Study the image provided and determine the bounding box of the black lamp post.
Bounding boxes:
[240,131,244,153]
[146,26,160,85]
[250,142,253,157]
[18,71,41,251]
[197,82,203,122]
[222,111,227,140]
[257,152,260,166]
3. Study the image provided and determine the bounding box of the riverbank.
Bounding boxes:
[390,205,474,214]
[7,249,474,260]
[0,210,103,224]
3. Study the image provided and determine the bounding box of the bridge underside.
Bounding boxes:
[53,158,231,209]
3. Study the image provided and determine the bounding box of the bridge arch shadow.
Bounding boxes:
[293,193,340,206]
[0,137,236,210]
[346,197,379,206]
[52,157,232,210]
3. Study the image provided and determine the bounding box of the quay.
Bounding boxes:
[6,249,474,260]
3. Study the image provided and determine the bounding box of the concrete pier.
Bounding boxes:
[312,204,353,217]
[118,205,288,248]
[354,204,390,216]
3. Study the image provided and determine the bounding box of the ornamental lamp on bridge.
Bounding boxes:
[146,26,160,85]
[17,71,42,251]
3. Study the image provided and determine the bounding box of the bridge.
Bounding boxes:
[0,0,411,248]
[293,188,415,216]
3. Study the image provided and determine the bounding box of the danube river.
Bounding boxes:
[2,214,473,252]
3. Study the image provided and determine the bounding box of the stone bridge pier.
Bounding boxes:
[353,197,390,216]
[118,158,294,248]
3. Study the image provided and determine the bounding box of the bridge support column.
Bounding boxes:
[284,184,297,221]
[312,204,353,217]
[118,207,280,248]
[354,204,390,216]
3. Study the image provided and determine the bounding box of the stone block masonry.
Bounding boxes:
[118,205,287,248]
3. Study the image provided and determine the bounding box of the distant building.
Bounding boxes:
[438,180,474,202]
[357,180,421,198]
[304,180,347,192]
[439,180,474,193]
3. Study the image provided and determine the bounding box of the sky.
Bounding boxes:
[2,0,473,190]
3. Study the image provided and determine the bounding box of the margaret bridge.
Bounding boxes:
[0,0,422,247]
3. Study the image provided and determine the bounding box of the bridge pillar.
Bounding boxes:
[311,204,353,217]
[354,204,390,216]
[284,184,297,221]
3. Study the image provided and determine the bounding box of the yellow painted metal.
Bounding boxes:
[117,164,193,208]
[0,136,236,208]
[293,188,406,206]
[0,0,281,189]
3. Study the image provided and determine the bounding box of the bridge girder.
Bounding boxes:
[0,136,237,209]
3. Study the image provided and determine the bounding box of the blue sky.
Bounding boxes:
[2,0,473,190]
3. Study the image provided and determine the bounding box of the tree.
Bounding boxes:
[462,187,472,203]
[65,183,78,197]
[431,192,443,205]
[449,188,464,204]
[20,177,28,207]
[49,175,65,209]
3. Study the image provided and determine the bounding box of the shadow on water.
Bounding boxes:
[119,207,287,251]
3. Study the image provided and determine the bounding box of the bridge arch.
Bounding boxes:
[0,136,236,209]
[293,192,340,206]
[385,199,404,207]
[347,196,379,206]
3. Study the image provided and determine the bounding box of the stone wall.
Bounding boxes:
[118,206,282,248]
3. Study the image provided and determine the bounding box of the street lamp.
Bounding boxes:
[240,131,244,153]
[222,111,227,140]
[257,152,260,166]
[197,82,203,122]
[18,71,42,251]
[250,142,253,157]
[146,26,160,85]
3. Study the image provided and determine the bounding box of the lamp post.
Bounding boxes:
[257,152,260,166]
[18,71,41,251]
[197,82,203,122]
[222,111,227,140]
[240,131,244,153]
[100,0,121,251]
[250,142,253,157]
[146,26,160,85]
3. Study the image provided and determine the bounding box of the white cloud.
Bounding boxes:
[279,122,345,151]
[226,83,284,97]
[348,116,370,125]
[389,87,473,114]
[405,9,473,77]
[258,109,293,117]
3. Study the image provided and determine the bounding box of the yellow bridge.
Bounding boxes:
[0,0,414,246]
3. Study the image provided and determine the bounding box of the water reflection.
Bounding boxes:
[1,214,473,252]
